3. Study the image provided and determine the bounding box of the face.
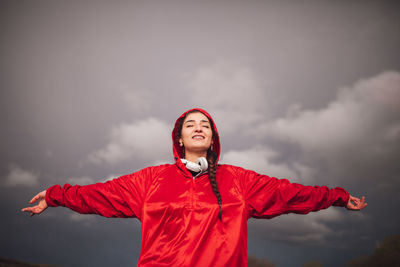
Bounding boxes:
[179,112,213,156]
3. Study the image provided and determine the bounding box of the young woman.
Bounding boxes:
[22,108,367,266]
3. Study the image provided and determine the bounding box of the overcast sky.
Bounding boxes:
[1,1,399,266]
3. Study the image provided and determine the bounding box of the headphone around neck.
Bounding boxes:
[181,157,208,173]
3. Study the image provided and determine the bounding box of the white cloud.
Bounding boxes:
[69,213,96,225]
[221,146,315,183]
[237,71,400,190]
[249,208,345,244]
[2,163,39,187]
[102,173,124,182]
[185,61,270,135]
[66,176,95,185]
[88,117,171,164]
[65,173,128,187]
[247,71,400,167]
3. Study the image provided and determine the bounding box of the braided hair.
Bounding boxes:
[207,148,222,220]
[176,110,223,220]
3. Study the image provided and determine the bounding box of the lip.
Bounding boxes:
[192,135,205,139]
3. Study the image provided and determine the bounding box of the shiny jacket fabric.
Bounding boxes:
[45,108,350,267]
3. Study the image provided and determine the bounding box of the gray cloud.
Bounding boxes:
[256,71,400,153]
[2,163,39,187]
[250,208,368,245]
[247,71,400,186]
[88,117,171,165]
[185,61,270,136]
[66,176,95,186]
[221,146,314,183]
[1,1,399,267]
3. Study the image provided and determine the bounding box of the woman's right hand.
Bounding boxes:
[21,190,48,216]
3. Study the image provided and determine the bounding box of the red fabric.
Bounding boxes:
[45,108,350,267]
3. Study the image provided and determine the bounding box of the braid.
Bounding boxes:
[207,149,222,220]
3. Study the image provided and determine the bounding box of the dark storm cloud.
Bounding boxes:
[1,0,400,267]
[248,71,400,183]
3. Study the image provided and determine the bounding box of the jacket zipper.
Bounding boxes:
[190,171,207,209]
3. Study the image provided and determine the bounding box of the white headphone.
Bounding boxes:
[181,157,208,173]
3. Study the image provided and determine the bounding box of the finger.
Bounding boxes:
[361,204,367,209]
[354,202,365,210]
[347,203,356,210]
[22,206,41,214]
[29,194,40,204]
[360,199,367,207]
[349,196,358,205]
[21,207,33,213]
[349,201,363,210]
[348,198,357,207]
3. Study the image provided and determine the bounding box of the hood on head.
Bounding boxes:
[172,108,221,164]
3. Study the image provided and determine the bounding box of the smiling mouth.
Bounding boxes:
[192,135,205,139]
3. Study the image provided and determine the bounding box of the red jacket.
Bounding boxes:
[46,108,349,267]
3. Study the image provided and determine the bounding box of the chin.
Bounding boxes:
[187,145,210,153]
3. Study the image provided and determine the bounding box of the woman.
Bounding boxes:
[22,108,367,266]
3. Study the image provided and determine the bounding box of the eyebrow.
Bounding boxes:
[184,119,210,124]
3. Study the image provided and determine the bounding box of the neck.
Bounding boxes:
[184,151,207,163]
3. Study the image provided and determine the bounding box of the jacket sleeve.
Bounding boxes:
[45,167,154,220]
[237,167,349,219]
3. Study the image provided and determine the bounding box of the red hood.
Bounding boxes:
[172,108,221,164]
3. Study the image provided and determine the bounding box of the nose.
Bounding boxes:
[194,123,202,132]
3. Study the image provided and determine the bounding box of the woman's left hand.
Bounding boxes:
[346,195,367,210]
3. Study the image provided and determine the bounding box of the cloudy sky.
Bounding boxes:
[1,1,399,266]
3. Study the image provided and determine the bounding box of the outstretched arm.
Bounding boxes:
[240,167,364,218]
[346,195,367,210]
[21,190,48,216]
[20,167,155,219]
